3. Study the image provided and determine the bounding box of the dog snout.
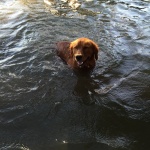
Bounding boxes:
[76,55,82,61]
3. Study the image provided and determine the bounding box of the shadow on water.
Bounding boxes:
[73,75,98,105]
[0,0,150,150]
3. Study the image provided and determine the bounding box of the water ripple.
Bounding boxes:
[0,0,150,149]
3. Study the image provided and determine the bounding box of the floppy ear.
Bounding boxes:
[92,42,99,60]
[69,42,74,58]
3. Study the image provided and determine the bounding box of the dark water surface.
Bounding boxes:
[0,0,150,149]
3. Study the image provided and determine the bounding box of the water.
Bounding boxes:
[0,0,150,149]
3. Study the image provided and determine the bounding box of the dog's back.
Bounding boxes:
[56,41,71,63]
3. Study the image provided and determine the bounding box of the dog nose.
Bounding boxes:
[76,55,82,61]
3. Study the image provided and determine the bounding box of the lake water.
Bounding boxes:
[0,0,150,150]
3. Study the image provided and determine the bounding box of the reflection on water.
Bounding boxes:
[0,0,150,150]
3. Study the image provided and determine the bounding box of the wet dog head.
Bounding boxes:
[69,37,99,68]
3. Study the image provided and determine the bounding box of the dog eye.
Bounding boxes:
[83,46,89,49]
[74,46,78,49]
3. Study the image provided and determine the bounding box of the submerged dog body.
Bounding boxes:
[57,37,99,71]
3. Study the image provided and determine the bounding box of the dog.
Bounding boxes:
[56,37,99,71]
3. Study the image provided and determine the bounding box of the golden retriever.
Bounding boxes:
[56,37,99,71]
